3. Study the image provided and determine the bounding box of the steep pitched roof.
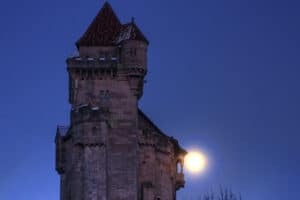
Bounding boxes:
[76,2,148,48]
[138,109,168,138]
[116,22,149,44]
[138,109,187,155]
[76,2,122,47]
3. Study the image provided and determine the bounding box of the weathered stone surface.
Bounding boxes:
[55,2,186,200]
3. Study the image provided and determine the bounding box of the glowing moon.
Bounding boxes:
[184,150,207,173]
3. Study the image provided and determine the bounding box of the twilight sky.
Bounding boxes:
[0,0,299,199]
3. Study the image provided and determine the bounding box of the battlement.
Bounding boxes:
[67,57,147,74]
[67,56,119,68]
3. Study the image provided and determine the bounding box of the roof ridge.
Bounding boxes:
[138,108,168,137]
[76,2,122,47]
[76,2,149,48]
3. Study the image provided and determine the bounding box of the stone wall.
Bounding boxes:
[55,16,186,200]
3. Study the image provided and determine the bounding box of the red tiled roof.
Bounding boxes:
[76,2,148,48]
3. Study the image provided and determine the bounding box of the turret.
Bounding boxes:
[119,19,148,69]
[118,20,148,98]
[67,2,149,108]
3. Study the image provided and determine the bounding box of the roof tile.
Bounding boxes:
[76,2,148,48]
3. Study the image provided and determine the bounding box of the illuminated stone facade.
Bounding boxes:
[55,2,186,200]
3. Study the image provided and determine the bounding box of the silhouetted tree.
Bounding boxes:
[200,187,242,200]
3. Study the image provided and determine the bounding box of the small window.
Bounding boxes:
[177,161,183,174]
[98,51,105,60]
[100,90,110,103]
[127,48,136,56]
[92,127,97,136]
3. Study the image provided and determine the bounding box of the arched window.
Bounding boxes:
[177,160,183,174]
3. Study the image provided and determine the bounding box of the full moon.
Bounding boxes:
[184,150,207,173]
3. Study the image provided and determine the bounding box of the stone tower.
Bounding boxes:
[55,2,187,200]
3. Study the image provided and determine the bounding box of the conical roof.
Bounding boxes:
[76,2,148,48]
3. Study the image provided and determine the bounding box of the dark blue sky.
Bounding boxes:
[0,0,299,199]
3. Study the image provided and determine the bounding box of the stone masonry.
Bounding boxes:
[55,2,186,200]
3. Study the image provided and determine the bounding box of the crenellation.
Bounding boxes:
[67,57,119,69]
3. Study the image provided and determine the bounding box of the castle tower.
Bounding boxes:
[55,2,186,200]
